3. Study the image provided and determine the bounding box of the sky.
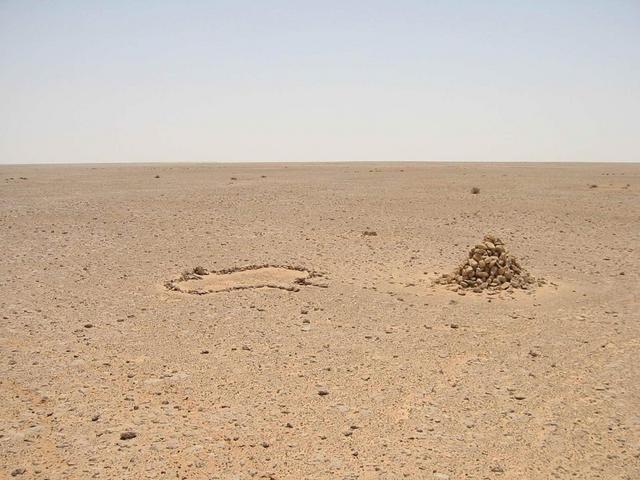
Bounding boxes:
[1,1,639,164]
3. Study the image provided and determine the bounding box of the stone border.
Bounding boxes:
[165,264,328,295]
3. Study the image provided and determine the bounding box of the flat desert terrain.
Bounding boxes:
[1,162,638,479]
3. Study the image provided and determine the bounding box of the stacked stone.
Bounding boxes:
[437,235,535,293]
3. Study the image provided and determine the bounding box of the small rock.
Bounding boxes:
[11,468,26,477]
[120,431,137,440]
[318,389,329,396]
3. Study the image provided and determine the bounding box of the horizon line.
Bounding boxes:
[1,159,639,167]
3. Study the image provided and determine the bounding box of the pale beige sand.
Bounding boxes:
[0,162,638,479]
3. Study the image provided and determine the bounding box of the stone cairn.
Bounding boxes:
[436,235,538,294]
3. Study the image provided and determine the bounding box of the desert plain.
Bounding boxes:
[0,162,638,479]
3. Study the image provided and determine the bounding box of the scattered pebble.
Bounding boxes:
[193,266,208,275]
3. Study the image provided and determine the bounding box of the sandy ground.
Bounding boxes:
[1,162,638,480]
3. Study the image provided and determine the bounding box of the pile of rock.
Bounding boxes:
[436,235,538,293]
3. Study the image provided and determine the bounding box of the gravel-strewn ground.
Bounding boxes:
[1,162,638,479]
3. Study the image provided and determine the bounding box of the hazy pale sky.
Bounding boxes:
[1,1,639,164]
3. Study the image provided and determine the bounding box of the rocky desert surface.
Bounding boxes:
[1,162,638,479]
